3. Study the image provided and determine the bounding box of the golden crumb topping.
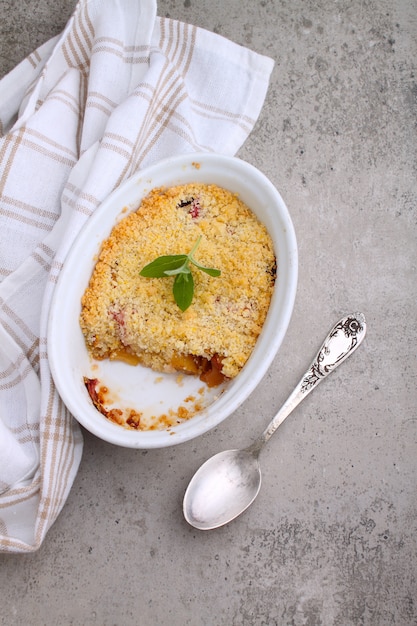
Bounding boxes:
[80,183,276,380]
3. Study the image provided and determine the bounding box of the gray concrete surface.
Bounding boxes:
[1,0,416,624]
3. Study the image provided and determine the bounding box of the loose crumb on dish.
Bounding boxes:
[83,376,211,431]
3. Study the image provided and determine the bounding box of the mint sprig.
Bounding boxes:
[139,236,221,311]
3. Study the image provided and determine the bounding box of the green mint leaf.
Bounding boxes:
[173,272,194,311]
[199,267,222,277]
[139,236,220,311]
[164,262,191,276]
[139,255,187,277]
[189,258,221,277]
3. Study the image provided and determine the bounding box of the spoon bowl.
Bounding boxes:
[183,313,367,529]
[183,449,261,530]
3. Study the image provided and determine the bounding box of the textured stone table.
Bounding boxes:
[1,1,416,624]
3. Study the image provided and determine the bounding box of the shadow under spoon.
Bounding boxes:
[183,312,367,530]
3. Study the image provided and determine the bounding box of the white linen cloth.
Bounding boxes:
[0,0,274,552]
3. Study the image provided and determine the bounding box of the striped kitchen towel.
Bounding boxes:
[0,0,274,552]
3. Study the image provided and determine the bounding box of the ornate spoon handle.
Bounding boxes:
[250,313,367,451]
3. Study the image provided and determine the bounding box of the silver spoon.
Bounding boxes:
[183,312,367,530]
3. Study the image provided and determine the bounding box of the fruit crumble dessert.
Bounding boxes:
[80,183,276,387]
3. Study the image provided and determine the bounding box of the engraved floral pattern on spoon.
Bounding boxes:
[301,313,366,393]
